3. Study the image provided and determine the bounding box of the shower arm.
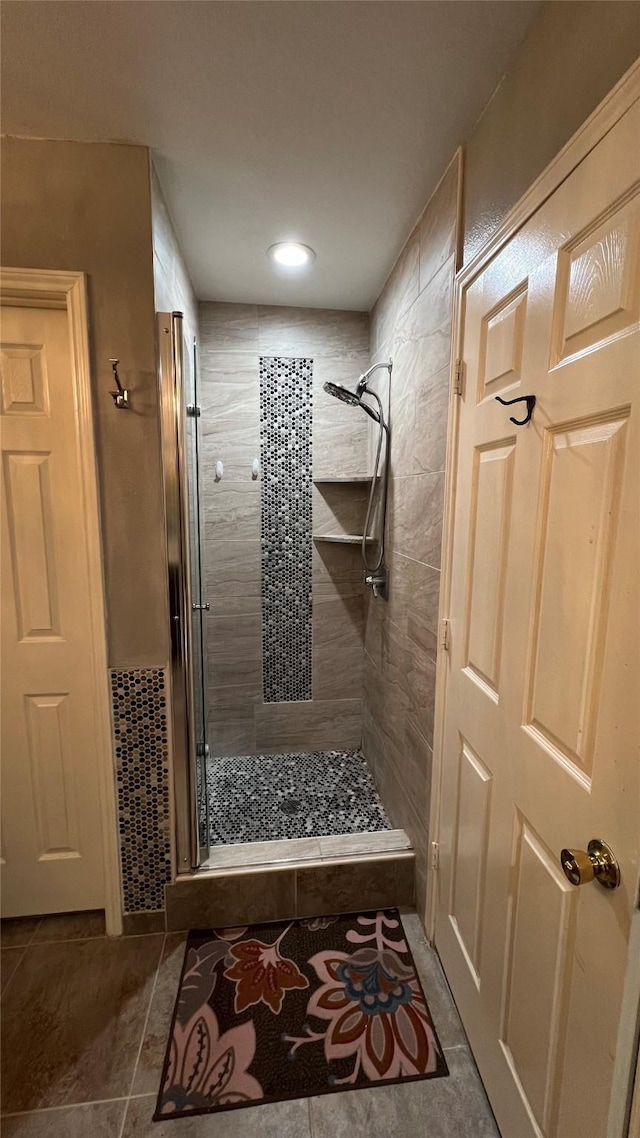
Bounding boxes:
[356,360,393,396]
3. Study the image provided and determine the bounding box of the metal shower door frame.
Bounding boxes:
[157,311,204,875]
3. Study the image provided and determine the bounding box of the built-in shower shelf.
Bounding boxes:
[313,534,374,545]
[313,476,374,484]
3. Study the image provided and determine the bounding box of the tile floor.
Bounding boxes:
[203,749,391,845]
[0,909,501,1137]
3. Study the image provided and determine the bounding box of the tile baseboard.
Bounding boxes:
[121,910,167,936]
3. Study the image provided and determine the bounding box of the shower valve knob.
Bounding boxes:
[365,569,388,599]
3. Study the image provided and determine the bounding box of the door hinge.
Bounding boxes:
[453,358,464,396]
[431,841,440,871]
[186,403,201,417]
[439,618,451,652]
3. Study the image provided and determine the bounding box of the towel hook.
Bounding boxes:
[109,359,129,409]
[495,393,535,426]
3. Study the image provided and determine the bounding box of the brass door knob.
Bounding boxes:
[560,839,621,890]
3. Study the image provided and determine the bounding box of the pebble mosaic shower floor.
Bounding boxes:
[204,749,391,845]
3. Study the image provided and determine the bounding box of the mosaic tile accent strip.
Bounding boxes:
[260,356,313,703]
[206,749,391,845]
[110,668,171,913]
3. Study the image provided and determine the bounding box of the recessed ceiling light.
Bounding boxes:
[267,242,316,268]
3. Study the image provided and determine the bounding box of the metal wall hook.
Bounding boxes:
[109,358,129,409]
[495,393,535,426]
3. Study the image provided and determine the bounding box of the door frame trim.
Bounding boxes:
[0,267,123,936]
[427,57,640,1137]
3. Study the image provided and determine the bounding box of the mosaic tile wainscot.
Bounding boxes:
[110,668,172,913]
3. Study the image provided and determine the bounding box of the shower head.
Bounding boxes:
[323,379,381,423]
[322,381,363,408]
[323,361,392,425]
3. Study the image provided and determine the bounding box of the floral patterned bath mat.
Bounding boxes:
[155,908,448,1120]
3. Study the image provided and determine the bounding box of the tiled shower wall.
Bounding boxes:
[363,152,462,916]
[198,303,370,755]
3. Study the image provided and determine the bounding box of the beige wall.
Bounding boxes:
[363,153,461,917]
[198,302,369,755]
[464,1,640,263]
[1,137,168,668]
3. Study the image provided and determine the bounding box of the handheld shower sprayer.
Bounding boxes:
[323,361,392,597]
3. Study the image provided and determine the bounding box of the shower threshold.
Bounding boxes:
[176,753,415,925]
[200,827,411,872]
[202,748,390,846]
[170,825,415,927]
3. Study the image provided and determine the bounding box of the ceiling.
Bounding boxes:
[1,1,540,310]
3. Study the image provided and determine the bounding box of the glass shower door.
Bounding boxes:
[183,332,210,857]
[159,311,210,872]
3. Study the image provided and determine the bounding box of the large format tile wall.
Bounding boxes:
[362,153,462,917]
[198,303,370,755]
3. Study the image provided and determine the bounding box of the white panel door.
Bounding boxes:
[1,303,106,915]
[436,100,640,1138]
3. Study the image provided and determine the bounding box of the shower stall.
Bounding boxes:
[158,306,396,875]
